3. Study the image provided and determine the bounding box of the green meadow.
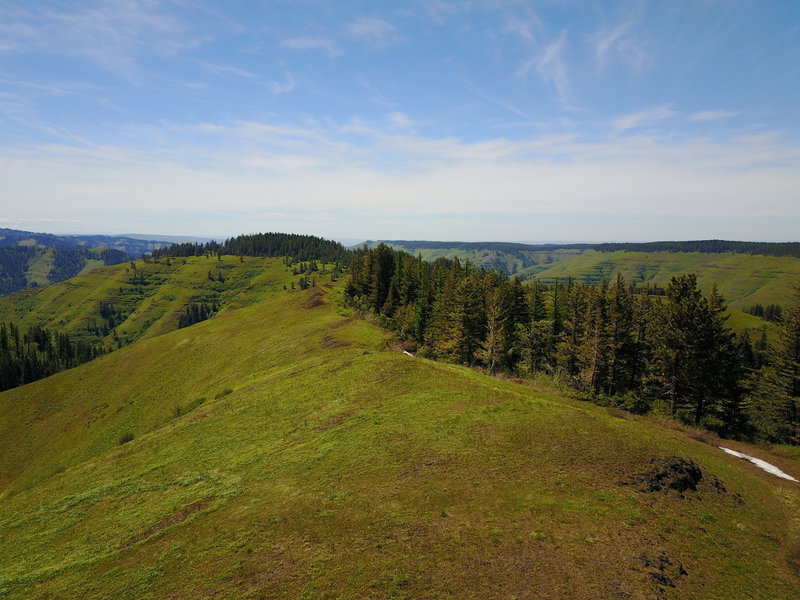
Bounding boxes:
[0,260,798,599]
[528,250,800,309]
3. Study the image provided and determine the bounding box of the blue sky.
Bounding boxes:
[1,0,799,242]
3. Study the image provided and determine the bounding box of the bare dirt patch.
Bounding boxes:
[638,550,688,591]
[123,499,210,548]
[617,456,727,498]
[321,334,350,349]
[303,289,325,308]
[316,411,352,431]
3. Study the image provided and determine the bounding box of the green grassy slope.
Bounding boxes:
[378,243,800,308]
[530,250,800,309]
[0,255,321,346]
[23,248,55,286]
[0,265,798,599]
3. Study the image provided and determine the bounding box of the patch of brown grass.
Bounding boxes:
[122,499,210,548]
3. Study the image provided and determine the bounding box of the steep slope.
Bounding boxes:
[0,227,178,296]
[377,242,800,309]
[0,255,317,347]
[529,250,800,309]
[0,273,798,599]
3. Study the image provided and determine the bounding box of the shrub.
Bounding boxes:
[118,432,134,445]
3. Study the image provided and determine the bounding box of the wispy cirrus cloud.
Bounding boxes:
[387,112,413,128]
[280,36,342,57]
[345,17,401,47]
[502,13,540,44]
[266,71,296,95]
[612,104,676,134]
[690,109,740,121]
[588,21,647,74]
[461,77,530,120]
[517,30,570,107]
[195,61,256,80]
[0,0,211,85]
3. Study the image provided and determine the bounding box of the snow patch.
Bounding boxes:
[719,447,798,482]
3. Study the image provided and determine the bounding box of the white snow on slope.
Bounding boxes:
[719,447,798,482]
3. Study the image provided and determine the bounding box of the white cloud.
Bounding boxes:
[3,119,799,239]
[0,1,207,83]
[612,104,676,134]
[266,72,296,94]
[589,21,646,74]
[387,112,413,128]
[690,110,740,121]
[503,14,540,44]
[345,17,400,47]
[461,77,530,119]
[196,61,256,80]
[280,36,342,57]
[517,30,570,106]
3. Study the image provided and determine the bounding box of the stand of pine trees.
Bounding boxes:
[178,299,220,328]
[0,322,106,392]
[151,232,350,264]
[346,245,800,443]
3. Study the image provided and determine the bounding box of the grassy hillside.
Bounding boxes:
[0,255,331,347]
[0,263,798,599]
[530,250,800,309]
[0,227,180,297]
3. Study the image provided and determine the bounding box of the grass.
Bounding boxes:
[0,254,336,346]
[526,250,800,309]
[23,248,54,286]
[0,261,798,599]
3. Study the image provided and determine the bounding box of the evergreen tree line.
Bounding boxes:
[151,232,350,264]
[87,301,129,338]
[744,303,783,322]
[0,322,106,392]
[49,248,130,283]
[178,299,220,328]
[0,247,36,295]
[346,245,800,444]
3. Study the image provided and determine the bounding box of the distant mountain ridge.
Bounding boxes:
[375,239,800,257]
[0,227,174,255]
[369,239,800,310]
[0,228,176,296]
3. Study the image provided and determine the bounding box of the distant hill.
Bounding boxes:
[0,228,177,296]
[372,240,800,310]
[0,253,318,348]
[0,227,174,255]
[0,260,797,598]
[375,239,800,257]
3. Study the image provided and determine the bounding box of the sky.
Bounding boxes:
[1,0,799,242]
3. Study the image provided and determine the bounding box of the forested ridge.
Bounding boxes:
[0,227,171,256]
[0,246,131,296]
[347,244,800,443]
[0,247,36,296]
[382,239,800,258]
[152,232,349,264]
